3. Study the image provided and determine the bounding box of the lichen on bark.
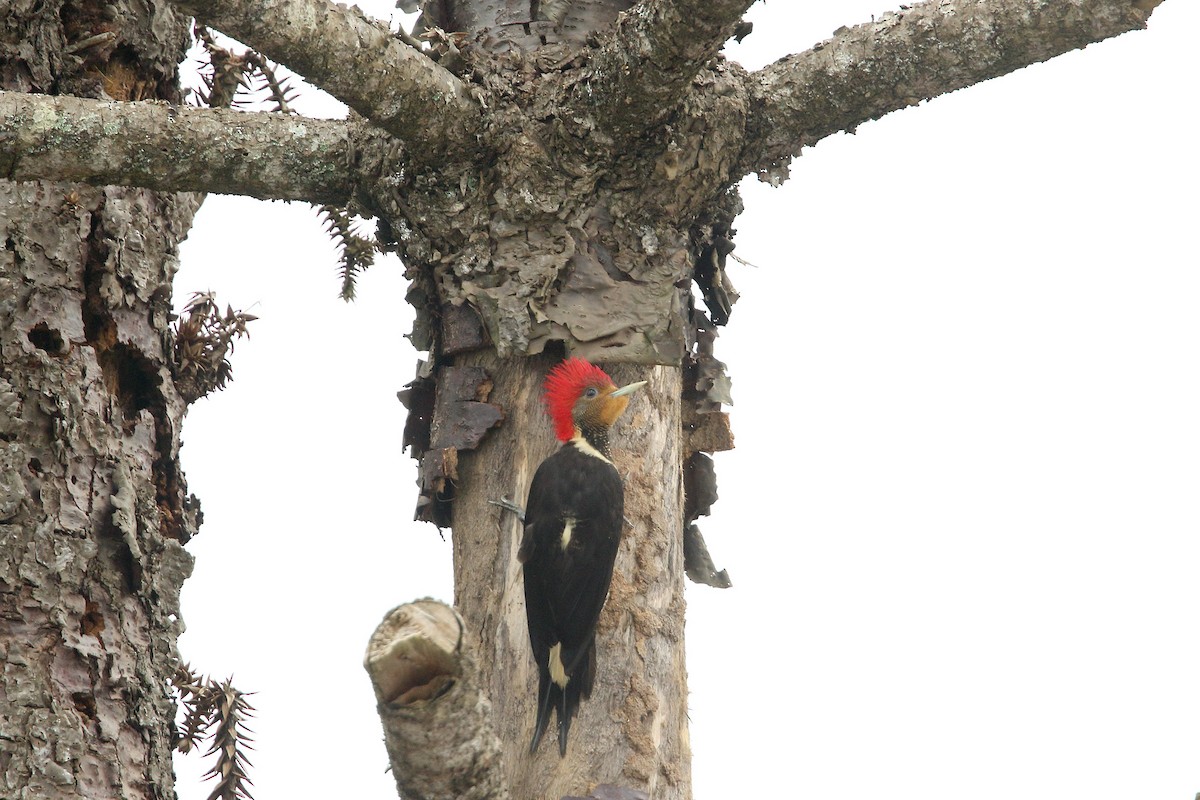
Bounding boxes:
[0,1,200,797]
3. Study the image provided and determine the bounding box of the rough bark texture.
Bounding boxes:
[448,352,688,799]
[365,600,511,800]
[174,0,482,156]
[0,92,357,204]
[0,0,1173,798]
[740,0,1156,182]
[370,46,748,365]
[412,0,637,52]
[576,0,753,144]
[0,1,198,797]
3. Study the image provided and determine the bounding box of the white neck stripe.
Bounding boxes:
[570,433,612,464]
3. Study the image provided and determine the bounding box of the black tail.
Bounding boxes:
[529,670,557,754]
[529,641,597,756]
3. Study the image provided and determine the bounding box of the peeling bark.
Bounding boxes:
[1,0,1158,366]
[0,0,1176,798]
[0,1,199,797]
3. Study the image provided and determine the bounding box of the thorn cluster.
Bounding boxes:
[172,292,256,404]
[172,664,257,800]
[192,25,300,113]
[189,24,381,299]
[318,204,378,301]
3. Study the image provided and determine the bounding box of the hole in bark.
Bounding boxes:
[154,421,181,541]
[81,222,117,351]
[98,343,162,421]
[27,458,42,474]
[4,236,15,251]
[27,323,66,355]
[71,691,98,722]
[102,528,142,593]
[80,599,105,637]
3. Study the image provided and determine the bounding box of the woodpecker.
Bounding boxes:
[519,358,646,756]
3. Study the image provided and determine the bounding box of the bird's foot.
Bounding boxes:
[488,496,526,522]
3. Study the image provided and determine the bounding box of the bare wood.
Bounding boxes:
[171,0,483,157]
[0,91,357,204]
[580,0,754,144]
[449,353,689,799]
[739,0,1159,183]
[365,600,511,800]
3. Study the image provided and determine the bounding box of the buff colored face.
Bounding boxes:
[572,379,646,431]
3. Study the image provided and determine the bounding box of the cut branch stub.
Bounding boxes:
[365,600,511,800]
[365,599,462,705]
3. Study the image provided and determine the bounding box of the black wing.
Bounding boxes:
[521,444,624,678]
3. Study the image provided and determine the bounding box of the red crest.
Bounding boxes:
[543,358,614,442]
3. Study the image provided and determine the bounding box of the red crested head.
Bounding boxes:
[543,358,616,442]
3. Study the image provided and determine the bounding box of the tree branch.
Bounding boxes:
[738,0,1160,183]
[364,599,510,800]
[171,0,482,158]
[0,91,356,204]
[580,0,754,143]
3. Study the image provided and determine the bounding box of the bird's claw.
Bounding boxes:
[488,496,526,522]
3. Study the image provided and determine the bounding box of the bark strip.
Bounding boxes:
[171,0,482,157]
[739,0,1158,182]
[365,600,510,800]
[0,91,356,204]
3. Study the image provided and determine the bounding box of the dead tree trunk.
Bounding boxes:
[0,1,199,796]
[0,0,1169,798]
[444,353,689,798]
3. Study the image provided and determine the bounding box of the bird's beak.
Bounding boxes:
[609,380,648,398]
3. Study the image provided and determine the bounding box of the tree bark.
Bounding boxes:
[0,92,357,203]
[0,0,1176,798]
[0,2,199,797]
[579,0,754,143]
[174,0,483,155]
[365,600,511,800]
[739,0,1158,182]
[448,352,689,799]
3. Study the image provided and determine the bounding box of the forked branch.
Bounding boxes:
[581,0,754,144]
[171,0,482,158]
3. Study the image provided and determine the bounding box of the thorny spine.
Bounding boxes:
[192,25,380,300]
[172,291,256,404]
[173,664,257,800]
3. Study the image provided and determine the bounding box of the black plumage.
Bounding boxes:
[519,440,624,756]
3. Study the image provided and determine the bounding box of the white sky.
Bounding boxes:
[172,2,1200,799]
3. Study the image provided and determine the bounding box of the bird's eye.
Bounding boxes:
[584,387,599,399]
